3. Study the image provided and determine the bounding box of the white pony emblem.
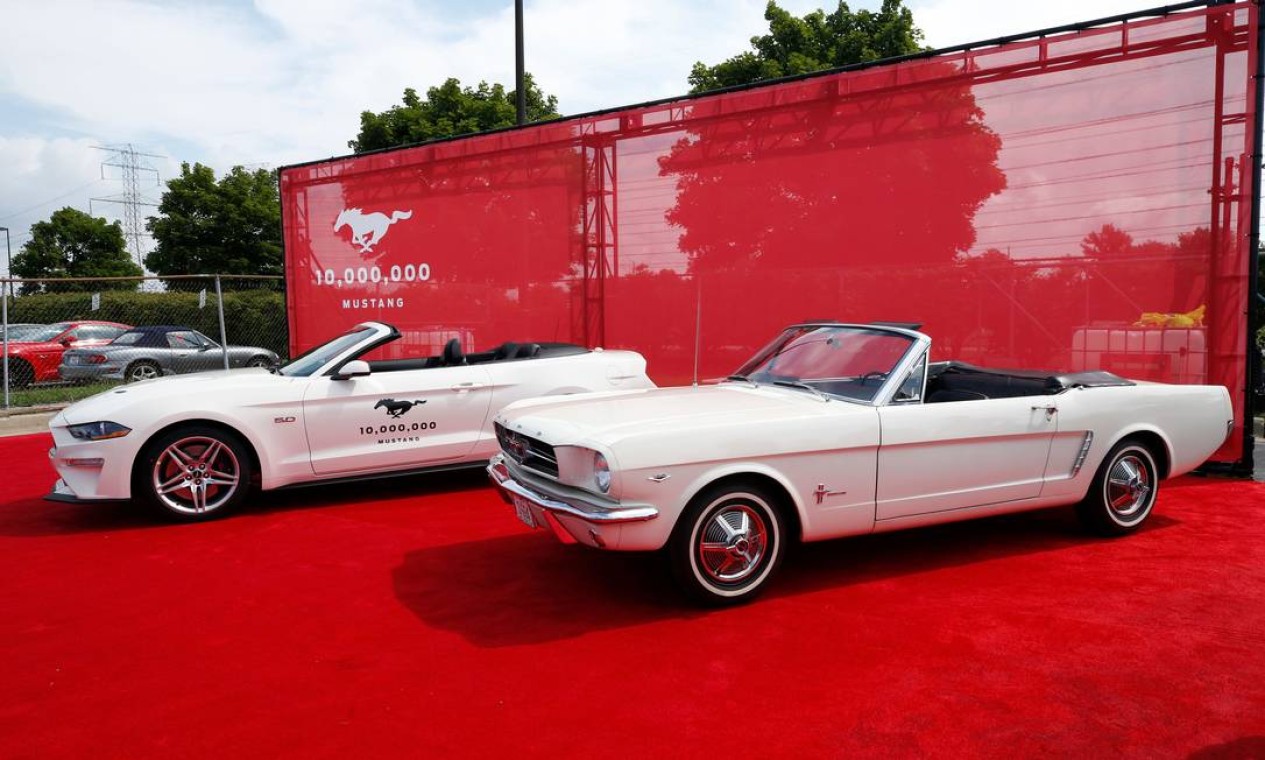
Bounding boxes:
[334,208,413,254]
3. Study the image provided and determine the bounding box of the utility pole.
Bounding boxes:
[90,144,163,269]
[515,0,526,125]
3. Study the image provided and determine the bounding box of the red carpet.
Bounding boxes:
[0,432,1262,758]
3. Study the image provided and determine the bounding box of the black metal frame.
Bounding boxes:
[279,0,1241,170]
[1243,0,1263,476]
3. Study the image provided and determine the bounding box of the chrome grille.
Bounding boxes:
[495,423,559,478]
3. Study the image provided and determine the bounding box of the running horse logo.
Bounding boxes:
[374,398,427,418]
[334,208,413,256]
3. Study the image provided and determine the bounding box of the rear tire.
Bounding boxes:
[668,482,787,606]
[1076,439,1159,536]
[126,360,160,383]
[134,424,254,522]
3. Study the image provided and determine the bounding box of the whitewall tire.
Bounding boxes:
[669,483,787,606]
[1076,439,1159,536]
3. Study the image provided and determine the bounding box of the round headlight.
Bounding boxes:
[593,451,611,493]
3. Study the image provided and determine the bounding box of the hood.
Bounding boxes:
[59,368,287,425]
[497,383,872,448]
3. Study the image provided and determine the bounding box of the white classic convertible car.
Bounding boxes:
[489,322,1233,605]
[47,322,653,521]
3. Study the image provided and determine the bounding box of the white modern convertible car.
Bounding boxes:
[489,322,1233,605]
[47,322,653,521]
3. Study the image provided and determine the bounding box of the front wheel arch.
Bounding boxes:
[132,418,263,496]
[680,471,802,544]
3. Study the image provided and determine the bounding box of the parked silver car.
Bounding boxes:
[60,325,279,383]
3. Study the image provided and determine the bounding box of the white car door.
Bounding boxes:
[302,364,494,475]
[875,396,1058,520]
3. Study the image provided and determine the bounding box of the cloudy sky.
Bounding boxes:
[0,0,1170,271]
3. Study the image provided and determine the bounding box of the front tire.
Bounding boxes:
[5,357,34,388]
[669,482,787,606]
[1076,439,1159,536]
[246,356,271,369]
[134,424,254,521]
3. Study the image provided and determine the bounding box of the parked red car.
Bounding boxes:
[4,321,131,387]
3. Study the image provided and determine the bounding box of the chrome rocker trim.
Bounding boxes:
[488,455,659,524]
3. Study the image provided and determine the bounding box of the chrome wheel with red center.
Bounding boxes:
[136,425,254,521]
[671,484,787,606]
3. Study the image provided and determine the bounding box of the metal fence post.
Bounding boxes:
[215,275,229,371]
[2,279,9,409]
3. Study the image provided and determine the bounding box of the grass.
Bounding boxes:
[2,381,117,410]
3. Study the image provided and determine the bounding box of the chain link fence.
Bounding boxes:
[2,276,287,409]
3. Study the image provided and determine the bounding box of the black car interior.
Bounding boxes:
[366,338,588,373]
[925,361,1133,402]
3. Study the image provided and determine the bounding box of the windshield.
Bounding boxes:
[730,325,916,403]
[279,326,379,377]
[3,325,47,341]
[11,323,71,342]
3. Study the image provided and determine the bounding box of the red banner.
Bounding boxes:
[283,2,1258,462]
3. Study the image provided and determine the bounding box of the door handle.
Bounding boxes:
[1031,405,1057,419]
[451,382,485,392]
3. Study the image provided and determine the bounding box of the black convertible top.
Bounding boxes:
[927,361,1133,401]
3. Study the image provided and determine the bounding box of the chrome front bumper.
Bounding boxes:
[487,456,659,524]
[487,455,659,549]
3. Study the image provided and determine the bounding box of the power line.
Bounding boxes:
[0,180,104,223]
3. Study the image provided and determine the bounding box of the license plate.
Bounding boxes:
[512,495,537,529]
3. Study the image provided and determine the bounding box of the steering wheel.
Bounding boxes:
[859,371,888,386]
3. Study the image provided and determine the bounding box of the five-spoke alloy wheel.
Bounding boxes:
[1077,439,1159,536]
[670,482,787,605]
[126,360,160,383]
[135,425,254,521]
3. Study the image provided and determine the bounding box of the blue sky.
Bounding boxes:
[0,0,1163,271]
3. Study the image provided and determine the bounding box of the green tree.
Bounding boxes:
[348,75,561,153]
[1080,224,1134,259]
[688,0,924,93]
[12,207,142,295]
[145,163,282,290]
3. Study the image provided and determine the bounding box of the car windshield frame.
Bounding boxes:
[278,324,392,377]
[728,324,930,405]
